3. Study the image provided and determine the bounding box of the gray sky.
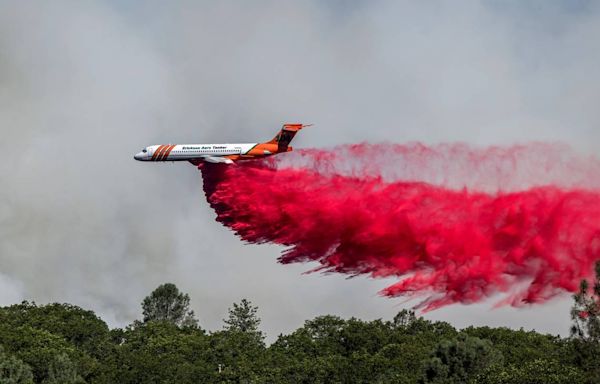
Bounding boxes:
[1,0,599,340]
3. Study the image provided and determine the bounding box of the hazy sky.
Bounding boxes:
[1,0,599,340]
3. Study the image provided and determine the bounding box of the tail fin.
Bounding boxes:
[269,123,311,151]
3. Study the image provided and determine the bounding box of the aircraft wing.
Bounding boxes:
[202,156,234,164]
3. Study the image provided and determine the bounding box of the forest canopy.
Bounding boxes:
[1,268,599,384]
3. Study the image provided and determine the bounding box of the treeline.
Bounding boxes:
[1,264,599,384]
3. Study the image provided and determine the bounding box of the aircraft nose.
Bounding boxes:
[134,152,143,160]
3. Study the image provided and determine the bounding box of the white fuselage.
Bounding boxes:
[134,143,262,164]
[135,123,306,165]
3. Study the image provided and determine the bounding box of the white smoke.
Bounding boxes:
[0,1,599,338]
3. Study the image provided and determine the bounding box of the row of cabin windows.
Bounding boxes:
[168,150,240,153]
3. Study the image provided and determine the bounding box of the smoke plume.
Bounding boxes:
[2,1,600,335]
[201,143,600,311]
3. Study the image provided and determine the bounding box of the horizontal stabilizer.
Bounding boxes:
[269,123,311,151]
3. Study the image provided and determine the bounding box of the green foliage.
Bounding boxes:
[223,299,262,337]
[211,298,267,381]
[477,359,585,384]
[0,277,598,384]
[392,309,418,328]
[567,261,600,383]
[462,326,561,365]
[0,301,113,383]
[0,324,92,383]
[265,313,457,384]
[142,283,198,327]
[562,338,600,384]
[114,321,213,384]
[571,260,600,342]
[44,353,84,384]
[0,346,34,384]
[302,315,346,355]
[208,329,266,382]
[421,334,503,384]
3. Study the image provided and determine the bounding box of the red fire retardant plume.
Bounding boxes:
[199,144,600,311]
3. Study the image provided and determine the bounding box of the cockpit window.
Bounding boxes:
[142,149,147,153]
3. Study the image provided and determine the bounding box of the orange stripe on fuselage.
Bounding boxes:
[161,145,176,161]
[151,145,165,161]
[155,145,169,161]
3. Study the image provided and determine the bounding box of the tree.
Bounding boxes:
[213,299,266,381]
[0,302,114,383]
[0,302,111,360]
[141,283,198,327]
[113,321,213,384]
[302,315,346,355]
[0,324,91,383]
[208,330,266,381]
[571,260,600,342]
[477,359,585,384]
[5,285,600,383]
[463,326,561,366]
[223,299,262,336]
[421,334,503,384]
[44,353,83,384]
[569,260,600,383]
[392,309,417,329]
[0,346,34,384]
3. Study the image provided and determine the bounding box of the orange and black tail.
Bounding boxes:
[269,123,311,152]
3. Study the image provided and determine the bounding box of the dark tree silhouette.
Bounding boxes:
[571,261,600,342]
[142,283,198,327]
[422,334,503,384]
[223,299,261,335]
[0,346,34,384]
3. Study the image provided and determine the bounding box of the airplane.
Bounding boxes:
[134,123,310,165]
